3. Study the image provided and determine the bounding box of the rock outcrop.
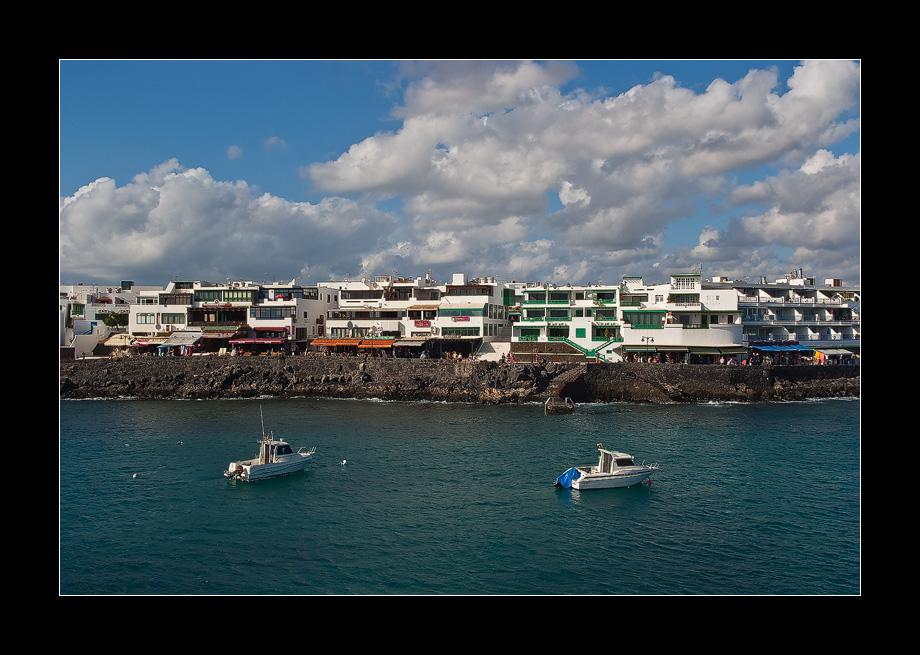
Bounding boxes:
[59,356,859,404]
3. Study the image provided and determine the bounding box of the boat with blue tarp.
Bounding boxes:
[555,444,658,490]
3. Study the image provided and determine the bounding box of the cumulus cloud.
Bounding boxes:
[60,159,398,283]
[305,59,859,284]
[61,60,860,286]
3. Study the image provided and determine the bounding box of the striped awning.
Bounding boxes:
[311,338,362,347]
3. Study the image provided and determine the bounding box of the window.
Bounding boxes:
[225,289,255,303]
[623,311,665,328]
[137,313,156,324]
[575,328,586,338]
[439,308,483,317]
[251,307,294,319]
[441,327,480,336]
[158,293,192,305]
[195,290,222,302]
[162,313,185,325]
[672,276,698,290]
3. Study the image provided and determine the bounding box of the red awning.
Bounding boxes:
[359,340,392,348]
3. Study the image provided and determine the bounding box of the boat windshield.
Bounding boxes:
[615,458,635,466]
[276,444,293,456]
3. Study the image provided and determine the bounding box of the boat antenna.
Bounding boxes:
[260,405,266,440]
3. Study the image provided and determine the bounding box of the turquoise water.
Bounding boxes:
[59,397,860,595]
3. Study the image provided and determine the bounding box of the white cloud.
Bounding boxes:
[264,136,288,150]
[61,60,860,286]
[60,160,398,283]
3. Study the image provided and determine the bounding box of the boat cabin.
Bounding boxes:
[598,450,636,473]
[260,438,294,464]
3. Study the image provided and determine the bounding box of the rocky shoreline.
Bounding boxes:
[59,356,860,404]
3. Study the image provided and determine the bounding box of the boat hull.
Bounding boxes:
[227,453,312,482]
[571,468,655,489]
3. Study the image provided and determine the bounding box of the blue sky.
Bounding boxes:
[59,60,860,287]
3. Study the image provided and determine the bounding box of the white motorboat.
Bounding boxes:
[225,409,315,481]
[226,433,315,481]
[555,444,659,490]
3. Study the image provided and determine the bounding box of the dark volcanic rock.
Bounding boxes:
[59,356,859,404]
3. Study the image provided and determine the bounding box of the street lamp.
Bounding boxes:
[641,336,654,362]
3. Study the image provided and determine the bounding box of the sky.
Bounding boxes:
[59,60,860,289]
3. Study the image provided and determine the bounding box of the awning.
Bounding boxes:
[753,344,814,352]
[718,346,749,355]
[817,348,853,356]
[623,345,687,352]
[311,338,362,347]
[199,331,240,339]
[229,338,285,345]
[104,333,135,347]
[359,340,392,348]
[689,347,721,354]
[162,331,203,346]
[130,338,168,347]
[407,305,440,311]
[438,304,485,310]
[393,339,428,347]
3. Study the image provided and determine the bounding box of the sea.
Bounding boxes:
[59,396,860,595]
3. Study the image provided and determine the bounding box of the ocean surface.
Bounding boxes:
[59,396,860,595]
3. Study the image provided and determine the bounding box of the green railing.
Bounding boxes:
[562,338,595,357]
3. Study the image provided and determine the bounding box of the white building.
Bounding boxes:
[715,270,860,363]
[433,274,515,357]
[125,278,337,355]
[512,273,743,363]
[319,273,514,358]
[60,280,151,357]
